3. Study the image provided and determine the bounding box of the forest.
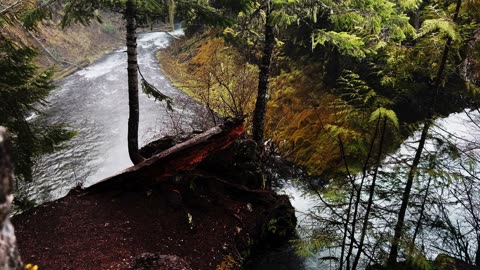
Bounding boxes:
[0,0,480,269]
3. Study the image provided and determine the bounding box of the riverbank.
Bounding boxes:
[4,8,125,80]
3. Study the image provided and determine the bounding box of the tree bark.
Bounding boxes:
[0,127,23,269]
[252,0,274,146]
[126,0,145,165]
[387,0,462,264]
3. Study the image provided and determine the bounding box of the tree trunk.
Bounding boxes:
[0,127,23,269]
[411,173,433,250]
[387,121,430,265]
[388,0,462,264]
[346,115,382,270]
[252,0,274,146]
[168,0,175,31]
[126,0,145,165]
[352,116,388,270]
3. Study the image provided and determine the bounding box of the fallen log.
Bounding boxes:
[87,117,245,192]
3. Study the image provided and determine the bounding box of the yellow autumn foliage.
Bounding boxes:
[158,33,258,128]
[266,67,379,176]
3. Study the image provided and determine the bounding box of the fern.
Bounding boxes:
[369,107,399,129]
[312,30,367,58]
[417,19,460,41]
[397,0,421,10]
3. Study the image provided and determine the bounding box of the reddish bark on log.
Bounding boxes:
[87,118,245,192]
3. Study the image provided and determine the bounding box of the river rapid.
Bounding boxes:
[21,30,209,203]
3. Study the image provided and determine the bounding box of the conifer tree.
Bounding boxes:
[0,0,74,182]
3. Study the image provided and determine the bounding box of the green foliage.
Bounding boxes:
[417,19,460,41]
[302,0,416,61]
[0,38,75,181]
[370,107,399,129]
[22,4,53,31]
[397,0,421,10]
[312,30,367,58]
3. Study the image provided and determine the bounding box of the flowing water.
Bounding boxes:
[21,30,209,203]
[276,110,480,270]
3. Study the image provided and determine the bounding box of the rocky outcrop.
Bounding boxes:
[0,127,22,269]
[367,254,480,270]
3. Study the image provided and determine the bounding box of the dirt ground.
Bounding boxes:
[13,181,266,270]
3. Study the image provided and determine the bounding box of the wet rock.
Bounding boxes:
[129,253,192,270]
[257,195,297,248]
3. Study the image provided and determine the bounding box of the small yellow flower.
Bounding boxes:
[25,263,39,270]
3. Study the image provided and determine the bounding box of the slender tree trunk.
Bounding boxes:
[252,0,274,146]
[352,116,388,270]
[476,236,480,266]
[411,173,432,250]
[345,115,382,270]
[337,136,356,270]
[126,0,145,165]
[0,127,23,269]
[388,121,430,265]
[388,0,462,264]
[168,0,175,31]
[340,187,354,270]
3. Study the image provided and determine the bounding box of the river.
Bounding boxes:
[21,30,209,203]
